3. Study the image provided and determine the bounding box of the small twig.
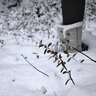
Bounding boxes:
[39,42,75,85]
[73,57,77,62]
[68,71,75,85]
[21,54,49,77]
[72,47,96,63]
[65,70,75,85]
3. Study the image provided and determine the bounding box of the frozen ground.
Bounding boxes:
[0,0,96,96]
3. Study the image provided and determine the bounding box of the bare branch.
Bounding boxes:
[72,47,96,63]
[68,71,75,85]
[21,54,49,77]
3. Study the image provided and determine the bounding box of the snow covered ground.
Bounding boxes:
[0,0,96,96]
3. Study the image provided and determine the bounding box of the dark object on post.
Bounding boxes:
[82,43,88,51]
[61,0,85,25]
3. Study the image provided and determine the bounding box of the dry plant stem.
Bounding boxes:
[21,54,49,77]
[68,71,75,85]
[59,59,75,85]
[39,42,75,85]
[72,47,96,63]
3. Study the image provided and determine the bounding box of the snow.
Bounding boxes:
[56,21,83,38]
[0,0,96,96]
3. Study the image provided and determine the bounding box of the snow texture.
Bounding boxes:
[0,0,96,96]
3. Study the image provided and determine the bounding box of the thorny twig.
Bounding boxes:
[21,54,49,77]
[72,47,96,63]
